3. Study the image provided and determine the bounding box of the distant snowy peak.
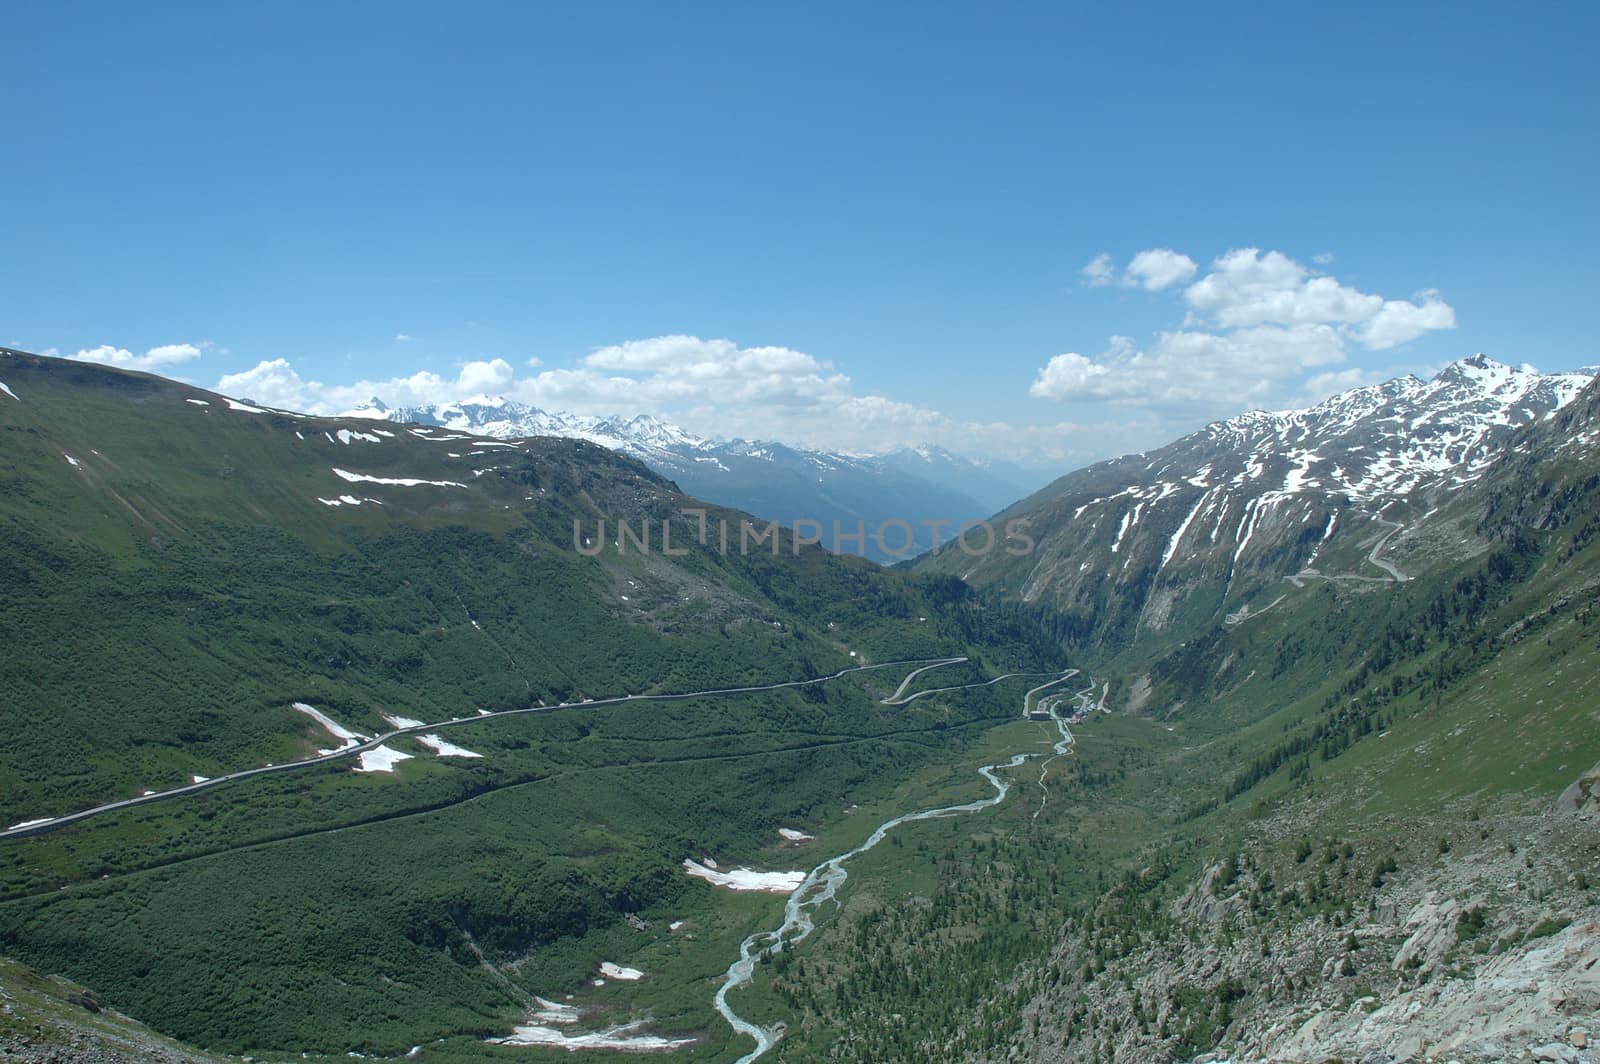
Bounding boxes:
[589,413,711,454]
[340,397,716,465]
[333,396,986,483]
[951,355,1597,619]
[1160,355,1593,502]
[330,395,1008,561]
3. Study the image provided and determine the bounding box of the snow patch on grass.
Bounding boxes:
[224,398,268,413]
[489,1021,693,1052]
[682,859,804,893]
[416,734,483,758]
[291,702,367,752]
[0,381,17,401]
[382,713,427,729]
[355,745,413,773]
[332,468,467,489]
[598,962,644,981]
[532,997,580,1024]
[778,828,814,842]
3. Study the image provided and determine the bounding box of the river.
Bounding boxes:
[710,666,1082,1062]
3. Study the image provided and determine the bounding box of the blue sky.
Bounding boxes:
[3,2,1595,468]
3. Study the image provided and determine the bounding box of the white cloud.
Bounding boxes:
[204,336,1080,465]
[1124,248,1197,291]
[455,357,515,395]
[1080,252,1115,287]
[1181,248,1454,340]
[215,357,518,413]
[394,333,412,342]
[1354,291,1457,349]
[1153,323,1346,375]
[1033,247,1457,413]
[1030,349,1124,401]
[208,338,908,450]
[522,335,852,411]
[1183,249,1385,327]
[1030,325,1344,408]
[69,343,204,371]
[509,337,935,450]
[215,359,313,409]
[1313,251,1336,266]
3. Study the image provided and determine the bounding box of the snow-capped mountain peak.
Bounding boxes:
[1186,356,1592,502]
[330,396,1019,561]
[340,397,391,418]
[932,354,1598,636]
[592,413,709,453]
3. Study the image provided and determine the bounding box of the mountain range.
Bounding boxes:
[0,345,1059,1058]
[3,346,1599,1064]
[334,396,1037,561]
[924,354,1596,650]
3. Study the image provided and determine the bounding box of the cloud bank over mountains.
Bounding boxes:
[212,336,1088,464]
[1034,247,1457,411]
[40,247,1467,468]
[64,343,206,372]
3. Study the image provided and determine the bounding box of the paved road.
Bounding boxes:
[881,661,1073,708]
[1363,519,1410,582]
[1,656,977,841]
[1243,518,1411,622]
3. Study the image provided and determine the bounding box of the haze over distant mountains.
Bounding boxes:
[324,356,1595,571]
[336,396,1041,561]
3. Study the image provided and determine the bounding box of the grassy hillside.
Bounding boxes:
[0,349,1067,1059]
[0,349,1052,819]
[725,379,1600,1061]
[4,349,1598,1062]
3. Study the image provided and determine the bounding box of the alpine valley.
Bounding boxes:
[336,396,1035,562]
[2,346,1598,1064]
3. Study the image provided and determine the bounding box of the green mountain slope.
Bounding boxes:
[0,349,1063,1059]
[5,347,1599,1063]
[968,375,1600,1063]
[758,377,1600,1062]
[0,348,1045,821]
[918,358,1594,671]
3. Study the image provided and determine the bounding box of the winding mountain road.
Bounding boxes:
[1288,517,1409,588]
[1232,518,1411,626]
[1,656,973,842]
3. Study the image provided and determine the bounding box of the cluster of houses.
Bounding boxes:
[1027,695,1095,725]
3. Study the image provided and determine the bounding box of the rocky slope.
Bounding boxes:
[0,956,233,1064]
[967,367,1600,1064]
[993,784,1599,1064]
[921,356,1594,651]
